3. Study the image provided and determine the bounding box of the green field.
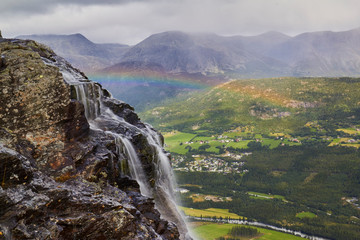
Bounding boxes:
[296,212,316,219]
[179,207,243,219]
[247,191,286,201]
[225,140,251,149]
[163,131,197,154]
[192,223,305,240]
[337,128,360,135]
[164,130,303,155]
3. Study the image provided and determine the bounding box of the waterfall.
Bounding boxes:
[142,124,190,239]
[72,83,101,120]
[106,131,152,197]
[43,56,191,239]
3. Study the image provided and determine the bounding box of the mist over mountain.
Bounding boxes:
[19,27,360,78]
[19,28,360,111]
[115,31,290,78]
[17,33,130,71]
[265,27,360,76]
[114,28,360,78]
[239,31,292,55]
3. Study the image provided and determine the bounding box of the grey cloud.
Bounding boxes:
[0,0,145,15]
[1,0,360,45]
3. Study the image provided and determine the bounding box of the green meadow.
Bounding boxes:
[247,191,286,201]
[192,222,305,240]
[296,212,317,219]
[179,207,243,219]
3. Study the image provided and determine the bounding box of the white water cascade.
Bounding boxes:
[106,130,152,197]
[43,56,191,239]
[142,124,190,238]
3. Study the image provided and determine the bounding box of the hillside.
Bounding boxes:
[141,77,360,135]
[17,33,129,71]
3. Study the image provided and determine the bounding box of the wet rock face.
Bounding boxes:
[0,39,89,176]
[0,39,180,239]
[0,149,179,240]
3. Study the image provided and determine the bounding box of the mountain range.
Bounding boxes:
[19,27,360,78]
[18,28,360,111]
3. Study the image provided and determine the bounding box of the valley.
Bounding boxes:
[140,77,360,240]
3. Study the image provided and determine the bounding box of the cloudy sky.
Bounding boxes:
[1,0,360,45]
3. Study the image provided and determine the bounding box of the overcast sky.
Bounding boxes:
[1,0,360,45]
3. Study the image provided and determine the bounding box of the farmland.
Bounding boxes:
[191,222,305,240]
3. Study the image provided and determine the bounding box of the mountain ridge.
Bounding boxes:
[19,27,360,78]
[116,31,290,77]
[18,28,360,112]
[17,33,130,71]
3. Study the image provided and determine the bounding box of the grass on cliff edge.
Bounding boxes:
[191,222,305,240]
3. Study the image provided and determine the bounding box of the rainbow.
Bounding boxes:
[90,74,204,90]
[88,68,223,91]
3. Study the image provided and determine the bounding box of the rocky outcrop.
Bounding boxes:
[0,38,182,239]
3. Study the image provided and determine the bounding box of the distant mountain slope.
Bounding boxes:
[115,31,290,78]
[17,33,130,72]
[19,27,360,78]
[266,27,360,76]
[239,31,291,55]
[104,28,360,78]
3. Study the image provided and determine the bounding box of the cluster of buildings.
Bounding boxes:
[172,155,247,174]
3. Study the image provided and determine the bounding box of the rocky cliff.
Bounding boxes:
[0,37,188,239]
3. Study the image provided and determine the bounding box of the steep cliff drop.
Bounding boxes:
[0,38,191,239]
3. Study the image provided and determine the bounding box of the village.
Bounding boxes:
[171,154,249,174]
